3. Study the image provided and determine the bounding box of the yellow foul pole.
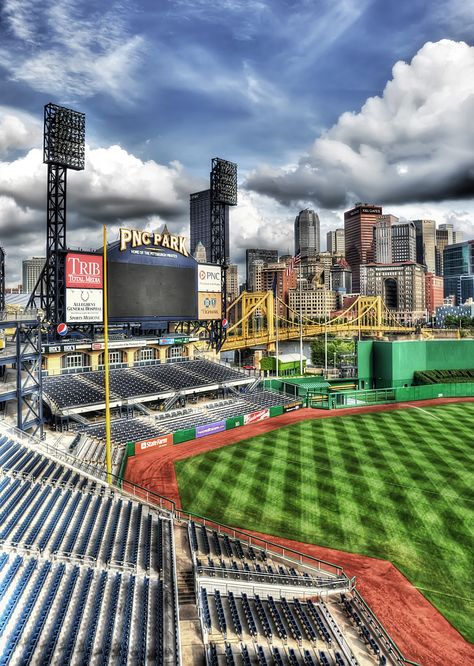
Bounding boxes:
[103,225,112,484]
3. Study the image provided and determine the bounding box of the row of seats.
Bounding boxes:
[43,359,247,410]
[201,590,338,649]
[208,641,342,665]
[0,554,165,665]
[0,475,167,572]
[196,557,339,589]
[0,424,180,665]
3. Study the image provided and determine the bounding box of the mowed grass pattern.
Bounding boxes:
[176,402,474,641]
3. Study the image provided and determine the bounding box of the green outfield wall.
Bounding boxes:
[358,339,474,388]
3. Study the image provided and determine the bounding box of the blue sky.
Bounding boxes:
[0,0,473,284]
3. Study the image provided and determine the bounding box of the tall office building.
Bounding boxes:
[344,203,383,293]
[326,228,345,255]
[413,220,436,274]
[226,264,239,302]
[192,241,207,263]
[443,240,474,304]
[392,222,416,262]
[436,224,463,276]
[190,189,229,262]
[294,209,320,258]
[22,257,45,293]
[245,249,278,290]
[373,215,395,263]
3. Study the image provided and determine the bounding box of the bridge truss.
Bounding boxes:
[222,292,414,351]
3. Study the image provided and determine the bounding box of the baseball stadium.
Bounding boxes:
[0,104,472,666]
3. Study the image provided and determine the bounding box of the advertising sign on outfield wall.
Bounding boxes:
[283,401,303,413]
[243,409,270,425]
[135,433,173,455]
[198,265,222,292]
[196,420,226,438]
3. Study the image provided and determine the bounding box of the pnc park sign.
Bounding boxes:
[119,227,189,256]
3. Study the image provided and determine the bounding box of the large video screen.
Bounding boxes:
[107,262,197,320]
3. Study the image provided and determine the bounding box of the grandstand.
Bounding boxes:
[0,421,411,664]
[42,359,253,419]
[70,389,299,476]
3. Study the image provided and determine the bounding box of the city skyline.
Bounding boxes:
[0,1,473,286]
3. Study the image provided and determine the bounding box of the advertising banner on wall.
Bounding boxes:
[65,252,103,323]
[196,420,226,438]
[198,265,222,292]
[198,292,222,320]
[66,289,103,323]
[135,433,173,455]
[243,409,270,425]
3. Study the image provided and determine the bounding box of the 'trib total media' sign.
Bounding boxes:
[65,253,103,323]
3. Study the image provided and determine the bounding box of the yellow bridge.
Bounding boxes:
[222,292,414,351]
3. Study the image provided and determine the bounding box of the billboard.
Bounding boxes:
[198,265,222,292]
[196,421,226,438]
[65,252,103,323]
[66,289,103,323]
[198,292,222,320]
[66,253,103,288]
[134,434,173,455]
[243,409,270,425]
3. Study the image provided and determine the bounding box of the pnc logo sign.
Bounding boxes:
[197,264,222,293]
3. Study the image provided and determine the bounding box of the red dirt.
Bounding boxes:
[125,398,474,666]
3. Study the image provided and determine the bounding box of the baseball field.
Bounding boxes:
[175,401,474,642]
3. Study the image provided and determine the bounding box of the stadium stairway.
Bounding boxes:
[173,523,206,665]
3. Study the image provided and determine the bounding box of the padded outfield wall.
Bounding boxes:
[358,339,474,388]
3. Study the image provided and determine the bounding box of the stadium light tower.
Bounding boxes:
[28,103,85,324]
[210,157,237,350]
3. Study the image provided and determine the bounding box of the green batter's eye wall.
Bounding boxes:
[357,338,474,389]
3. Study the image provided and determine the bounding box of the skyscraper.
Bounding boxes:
[443,240,474,304]
[189,189,229,261]
[373,215,394,263]
[413,219,436,274]
[436,223,463,276]
[326,228,345,255]
[22,257,45,293]
[391,222,416,262]
[226,264,239,302]
[344,203,383,293]
[294,209,320,258]
[245,249,278,290]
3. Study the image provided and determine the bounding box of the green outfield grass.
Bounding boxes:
[176,402,474,641]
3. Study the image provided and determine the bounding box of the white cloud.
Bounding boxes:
[0,0,145,102]
[246,40,474,208]
[0,107,41,156]
[0,137,206,285]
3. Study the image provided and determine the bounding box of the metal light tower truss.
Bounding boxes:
[0,247,5,312]
[210,157,237,350]
[16,321,43,436]
[28,103,85,325]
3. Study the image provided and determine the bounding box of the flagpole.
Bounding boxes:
[299,262,303,375]
[103,225,112,485]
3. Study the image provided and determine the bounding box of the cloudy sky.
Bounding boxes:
[0,0,473,286]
